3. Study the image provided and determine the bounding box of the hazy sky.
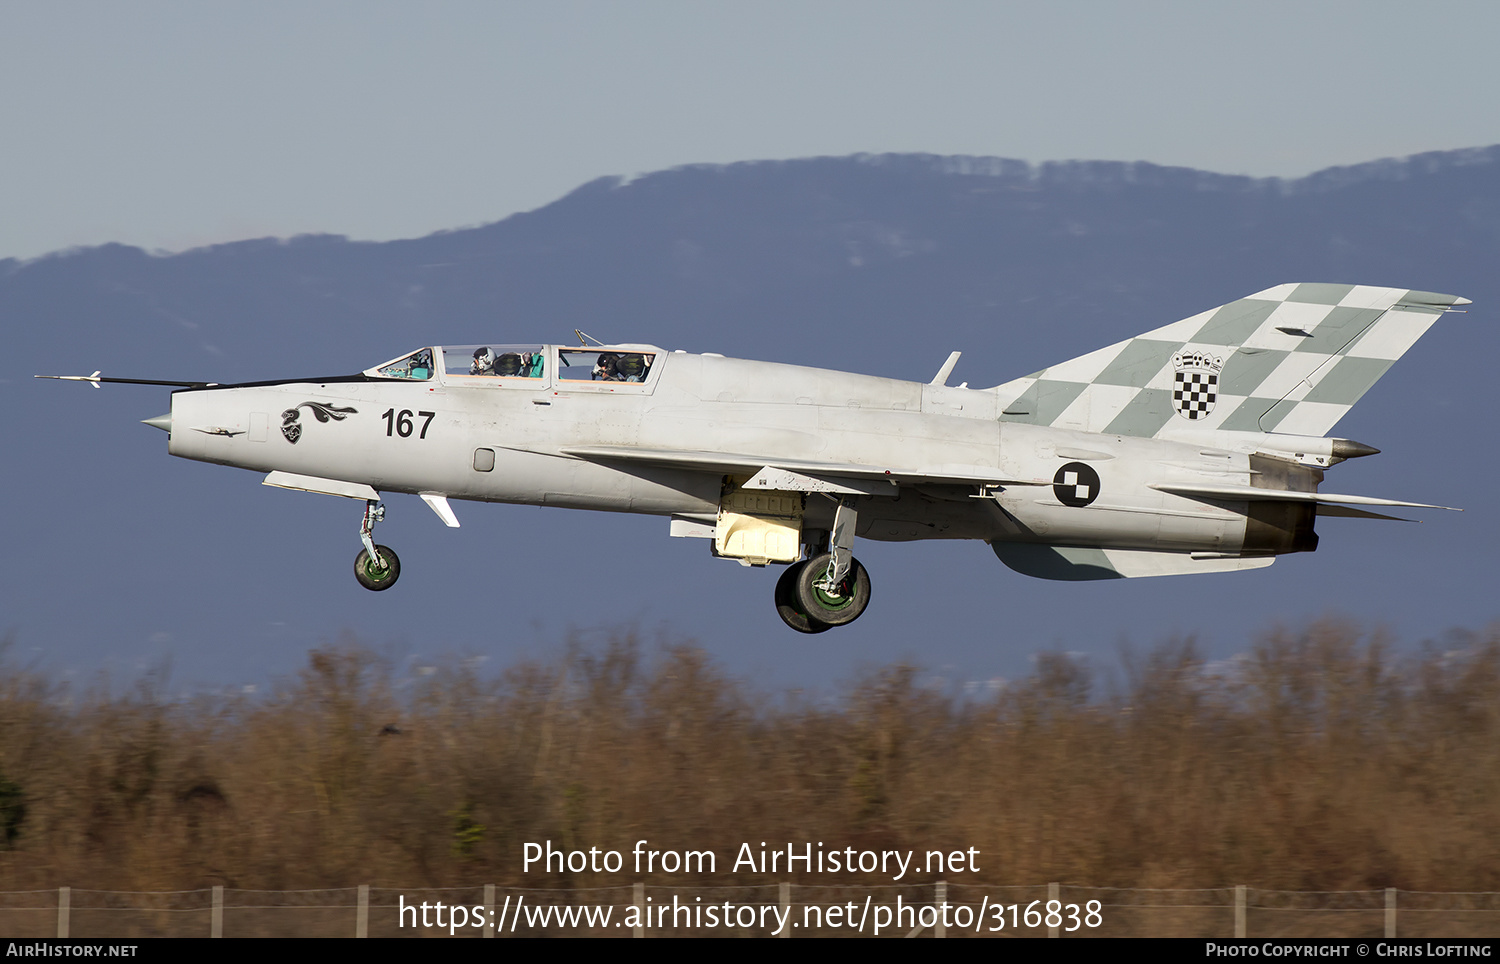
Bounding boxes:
[3,1,1498,260]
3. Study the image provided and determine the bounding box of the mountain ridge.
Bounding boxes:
[6,143,1498,268]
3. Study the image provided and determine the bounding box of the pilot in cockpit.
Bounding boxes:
[593,352,622,381]
[471,347,496,375]
[618,353,647,382]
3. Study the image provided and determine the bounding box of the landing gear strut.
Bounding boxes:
[353,499,401,591]
[772,496,872,632]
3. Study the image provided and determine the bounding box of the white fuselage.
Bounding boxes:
[165,347,1284,555]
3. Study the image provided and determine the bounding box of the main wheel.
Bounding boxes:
[794,553,871,626]
[354,545,401,591]
[774,561,832,634]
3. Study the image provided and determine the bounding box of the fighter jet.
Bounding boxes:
[40,283,1468,633]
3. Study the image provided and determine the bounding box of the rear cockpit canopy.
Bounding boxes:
[557,347,654,382]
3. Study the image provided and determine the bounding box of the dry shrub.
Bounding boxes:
[0,620,1497,892]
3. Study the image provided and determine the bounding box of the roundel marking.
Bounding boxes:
[1052,461,1101,508]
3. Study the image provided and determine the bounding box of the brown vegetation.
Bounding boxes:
[1,619,1497,893]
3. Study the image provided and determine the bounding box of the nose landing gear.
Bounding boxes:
[355,544,401,591]
[354,499,401,591]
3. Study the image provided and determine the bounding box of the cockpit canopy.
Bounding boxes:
[371,347,435,380]
[365,345,659,385]
[446,345,547,379]
[557,347,653,383]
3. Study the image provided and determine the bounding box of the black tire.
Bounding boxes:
[354,545,401,591]
[794,553,871,626]
[774,561,832,634]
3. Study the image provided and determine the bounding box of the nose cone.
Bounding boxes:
[142,413,172,433]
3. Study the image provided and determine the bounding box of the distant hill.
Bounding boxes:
[6,146,1496,383]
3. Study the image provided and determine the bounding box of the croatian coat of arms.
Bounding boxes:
[1171,349,1223,421]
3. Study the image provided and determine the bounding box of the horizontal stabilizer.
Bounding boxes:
[1315,504,1415,523]
[993,543,1275,581]
[1151,482,1458,511]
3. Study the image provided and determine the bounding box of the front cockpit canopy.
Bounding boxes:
[369,347,434,380]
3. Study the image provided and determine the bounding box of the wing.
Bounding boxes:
[555,444,1046,493]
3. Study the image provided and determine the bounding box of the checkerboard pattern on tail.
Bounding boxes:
[992,284,1466,440]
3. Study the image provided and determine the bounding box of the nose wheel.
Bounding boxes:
[355,544,401,591]
[354,499,401,591]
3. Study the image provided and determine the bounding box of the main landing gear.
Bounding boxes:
[773,497,871,634]
[774,554,871,634]
[353,499,401,591]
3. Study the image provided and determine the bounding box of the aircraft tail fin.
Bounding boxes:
[992,284,1467,439]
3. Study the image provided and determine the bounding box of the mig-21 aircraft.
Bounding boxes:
[40,283,1468,633]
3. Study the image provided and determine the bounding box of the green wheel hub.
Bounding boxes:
[793,553,871,627]
[813,577,856,610]
[354,545,401,591]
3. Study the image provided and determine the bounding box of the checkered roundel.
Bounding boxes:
[1052,462,1100,508]
[1172,349,1223,420]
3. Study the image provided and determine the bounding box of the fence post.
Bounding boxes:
[779,882,790,938]
[1385,888,1397,939]
[56,886,69,939]
[356,884,369,938]
[633,882,645,937]
[1048,882,1060,937]
[211,885,223,938]
[935,880,947,938]
[483,884,495,938]
[1235,885,1246,938]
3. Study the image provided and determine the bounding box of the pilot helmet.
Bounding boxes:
[595,352,620,378]
[495,352,524,376]
[473,346,495,367]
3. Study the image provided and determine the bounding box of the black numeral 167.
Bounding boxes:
[381,409,435,438]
